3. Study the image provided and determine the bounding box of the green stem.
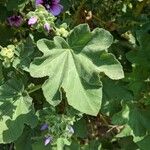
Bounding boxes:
[28,84,42,94]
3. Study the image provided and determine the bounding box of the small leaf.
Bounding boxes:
[13,36,35,71]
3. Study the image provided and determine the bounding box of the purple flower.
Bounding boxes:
[36,0,43,5]
[44,22,51,32]
[7,15,23,27]
[35,0,63,16]
[40,123,49,131]
[28,16,38,25]
[44,136,52,145]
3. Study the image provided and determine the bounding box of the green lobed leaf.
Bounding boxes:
[29,24,124,116]
[0,78,37,143]
[102,78,132,116]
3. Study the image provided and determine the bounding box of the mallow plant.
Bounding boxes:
[0,0,150,150]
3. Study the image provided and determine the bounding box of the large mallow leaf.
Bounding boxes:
[0,79,37,143]
[29,24,124,116]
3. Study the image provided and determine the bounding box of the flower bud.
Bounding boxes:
[44,136,52,145]
[28,16,38,25]
[40,123,49,131]
[44,22,51,32]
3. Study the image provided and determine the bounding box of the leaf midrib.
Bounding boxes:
[67,51,99,113]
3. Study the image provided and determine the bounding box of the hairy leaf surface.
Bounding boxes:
[30,24,124,116]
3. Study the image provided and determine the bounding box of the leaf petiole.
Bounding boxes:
[28,84,42,94]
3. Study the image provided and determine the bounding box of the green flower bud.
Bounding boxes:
[56,27,69,37]
[0,46,14,59]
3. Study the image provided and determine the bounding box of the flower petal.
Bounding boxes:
[44,136,52,146]
[44,23,51,32]
[40,123,49,131]
[35,0,43,5]
[28,16,38,25]
[7,17,13,26]
[49,4,63,16]
[7,15,23,27]
[51,0,60,4]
